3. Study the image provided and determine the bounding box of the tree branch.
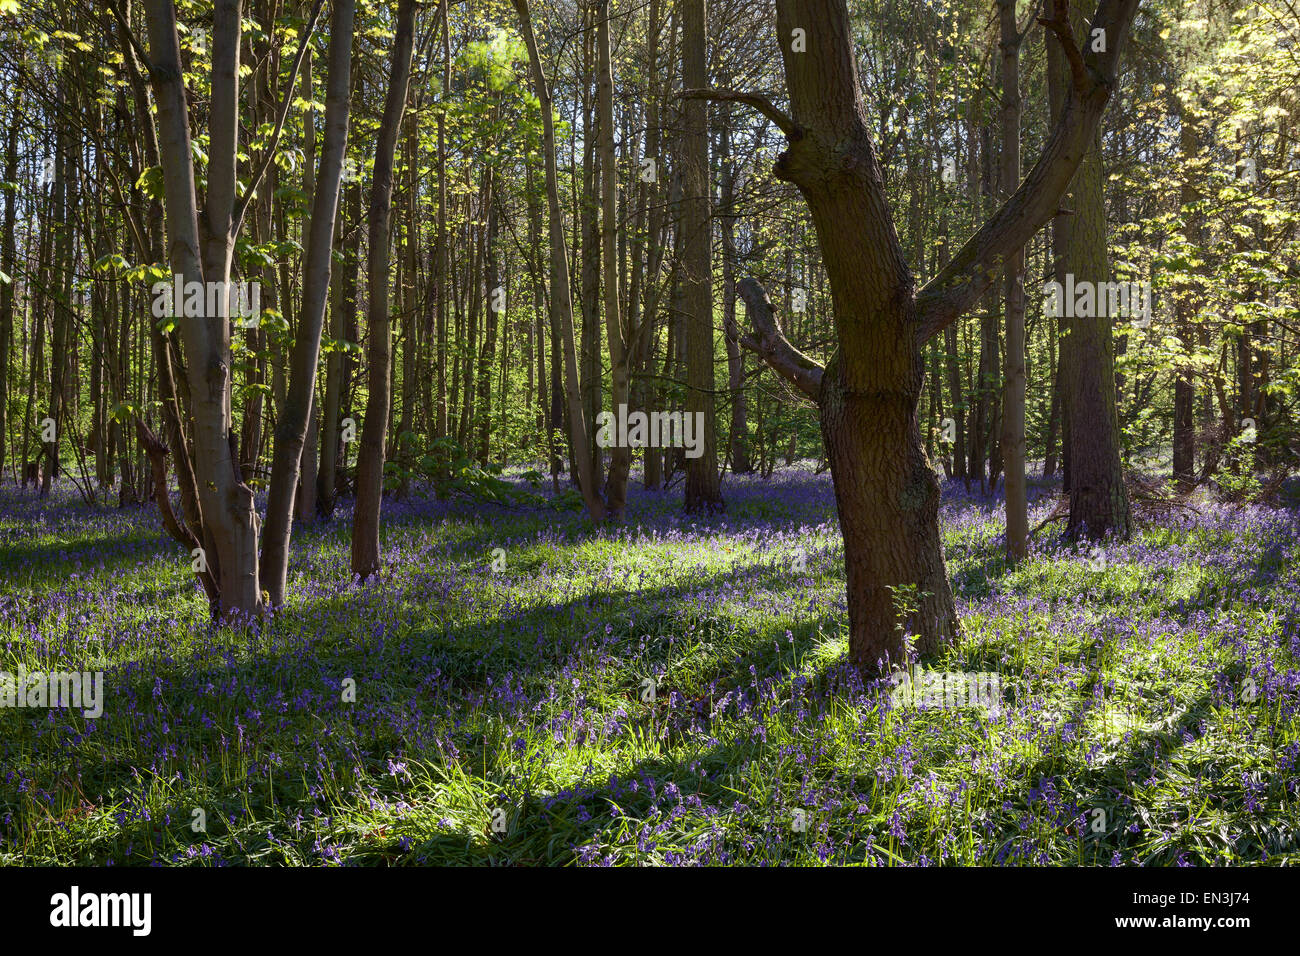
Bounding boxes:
[734,278,823,401]
[135,418,219,606]
[680,88,802,140]
[106,0,154,74]
[231,0,329,237]
[914,0,1142,344]
[1036,0,1088,93]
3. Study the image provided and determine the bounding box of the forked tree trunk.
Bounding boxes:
[724,0,1139,674]
[143,0,263,619]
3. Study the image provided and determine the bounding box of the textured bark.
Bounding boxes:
[0,88,18,484]
[434,10,451,486]
[1173,117,1198,489]
[735,280,823,399]
[398,114,420,488]
[1043,323,1061,478]
[513,0,607,520]
[719,110,751,474]
[45,99,71,497]
[720,0,1139,673]
[143,0,263,619]
[763,0,953,664]
[351,0,416,580]
[261,0,355,604]
[999,0,1028,560]
[476,173,499,465]
[597,0,631,519]
[318,170,360,518]
[681,0,721,513]
[1045,1,1131,541]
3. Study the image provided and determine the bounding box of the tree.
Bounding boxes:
[140,0,295,619]
[596,0,632,519]
[1047,0,1132,541]
[999,0,1028,561]
[352,0,418,580]
[513,0,607,521]
[260,0,357,605]
[681,0,722,514]
[724,0,1141,673]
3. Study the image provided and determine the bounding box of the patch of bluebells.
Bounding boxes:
[0,470,1297,866]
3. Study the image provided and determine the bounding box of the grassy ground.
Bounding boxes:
[0,468,1296,865]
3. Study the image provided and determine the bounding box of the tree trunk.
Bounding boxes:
[681,0,721,513]
[513,0,607,520]
[1046,2,1131,541]
[597,0,632,518]
[434,11,451,486]
[476,171,499,465]
[720,107,751,474]
[351,0,416,580]
[260,0,355,604]
[1172,116,1198,489]
[0,88,18,484]
[724,0,1139,674]
[143,0,264,619]
[999,0,1027,560]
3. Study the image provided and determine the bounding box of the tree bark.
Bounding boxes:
[681,0,722,513]
[143,0,264,619]
[0,88,19,484]
[722,0,1139,674]
[597,0,632,518]
[261,0,356,604]
[999,0,1028,560]
[351,0,417,579]
[1173,115,1198,489]
[513,0,607,520]
[1045,0,1132,541]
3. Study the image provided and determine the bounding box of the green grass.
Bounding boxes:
[0,476,1296,866]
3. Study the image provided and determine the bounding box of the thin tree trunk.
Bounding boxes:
[999,0,1027,560]
[513,0,606,519]
[681,0,721,512]
[261,0,356,603]
[597,0,631,518]
[351,0,417,579]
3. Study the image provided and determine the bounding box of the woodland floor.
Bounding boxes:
[0,467,1297,865]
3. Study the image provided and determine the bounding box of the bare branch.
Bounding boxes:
[1037,0,1088,92]
[915,0,1142,344]
[231,0,330,237]
[680,88,802,140]
[735,278,823,401]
